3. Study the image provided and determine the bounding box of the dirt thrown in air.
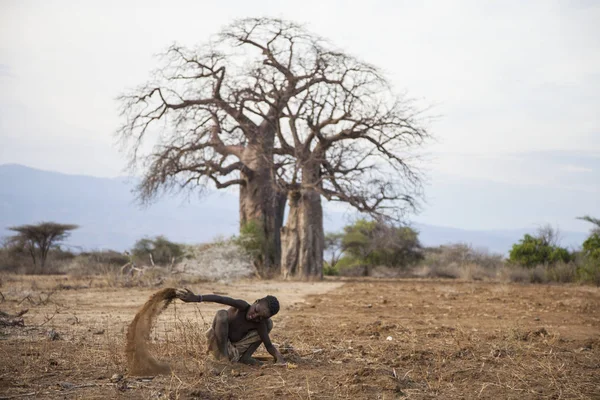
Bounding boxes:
[125,287,177,376]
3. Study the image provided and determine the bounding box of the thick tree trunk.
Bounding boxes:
[281,188,324,280]
[238,136,282,278]
[280,191,300,278]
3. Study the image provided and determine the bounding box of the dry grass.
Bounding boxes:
[0,275,598,399]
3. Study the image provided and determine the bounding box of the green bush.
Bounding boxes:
[340,219,423,269]
[323,261,339,276]
[509,234,572,268]
[577,258,600,286]
[132,235,184,266]
[334,255,365,270]
[233,220,267,260]
[582,233,600,262]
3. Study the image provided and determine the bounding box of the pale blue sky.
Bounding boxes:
[1,0,598,232]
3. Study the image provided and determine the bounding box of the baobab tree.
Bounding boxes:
[118,17,429,278]
[274,52,428,279]
[118,18,330,276]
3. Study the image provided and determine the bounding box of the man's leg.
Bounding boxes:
[239,319,273,365]
[212,310,229,360]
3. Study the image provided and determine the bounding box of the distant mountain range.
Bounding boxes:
[0,164,589,254]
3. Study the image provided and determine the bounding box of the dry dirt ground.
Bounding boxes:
[0,275,599,399]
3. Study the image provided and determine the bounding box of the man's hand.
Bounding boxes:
[175,288,199,303]
[274,355,286,365]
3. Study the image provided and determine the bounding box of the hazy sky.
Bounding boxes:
[1,0,598,232]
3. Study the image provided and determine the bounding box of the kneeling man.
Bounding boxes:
[175,289,285,365]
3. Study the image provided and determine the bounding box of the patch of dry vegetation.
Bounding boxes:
[0,277,598,399]
[338,243,600,287]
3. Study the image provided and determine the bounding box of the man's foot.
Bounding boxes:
[239,357,263,366]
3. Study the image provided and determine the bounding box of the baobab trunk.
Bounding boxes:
[238,139,282,278]
[280,189,324,280]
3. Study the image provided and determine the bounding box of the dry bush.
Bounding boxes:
[337,265,369,277]
[174,240,255,282]
[61,255,167,289]
[0,246,75,275]
[501,265,530,283]
[422,244,503,269]
[501,262,579,284]
[63,239,255,288]
[529,265,548,283]
[62,250,129,276]
[337,244,505,281]
[412,263,462,279]
[368,265,419,278]
[414,244,504,280]
[574,252,600,286]
[0,248,31,273]
[458,263,499,281]
[337,264,417,278]
[546,262,578,283]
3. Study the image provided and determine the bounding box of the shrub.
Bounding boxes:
[324,232,344,271]
[0,239,76,274]
[175,240,254,282]
[576,219,600,286]
[0,239,31,273]
[80,250,129,266]
[503,262,579,284]
[132,235,184,266]
[233,220,267,261]
[340,219,423,269]
[422,243,503,270]
[581,233,600,262]
[546,262,577,283]
[577,258,600,286]
[509,234,572,268]
[323,261,339,276]
[62,250,129,276]
[506,266,530,283]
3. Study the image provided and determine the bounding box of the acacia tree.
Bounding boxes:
[7,222,78,272]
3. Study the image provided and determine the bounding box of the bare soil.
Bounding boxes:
[0,275,599,399]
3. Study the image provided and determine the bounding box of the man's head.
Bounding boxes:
[246,295,280,322]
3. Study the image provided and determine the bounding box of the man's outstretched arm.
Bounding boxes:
[175,288,250,310]
[257,322,285,364]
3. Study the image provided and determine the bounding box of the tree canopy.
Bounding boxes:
[118,17,430,277]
